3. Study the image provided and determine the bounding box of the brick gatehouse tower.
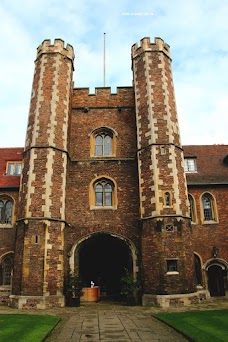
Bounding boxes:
[10,37,207,309]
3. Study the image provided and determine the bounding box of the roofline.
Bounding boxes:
[187,182,228,186]
[0,186,20,189]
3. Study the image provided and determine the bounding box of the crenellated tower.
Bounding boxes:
[10,39,74,309]
[132,37,196,305]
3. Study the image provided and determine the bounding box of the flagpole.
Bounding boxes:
[104,32,106,87]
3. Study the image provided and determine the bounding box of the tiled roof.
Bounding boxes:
[0,148,24,188]
[183,145,228,185]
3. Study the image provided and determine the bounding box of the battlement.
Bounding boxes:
[131,37,170,59]
[72,87,135,108]
[37,39,75,61]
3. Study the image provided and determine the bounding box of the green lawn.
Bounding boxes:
[0,314,60,342]
[155,309,228,342]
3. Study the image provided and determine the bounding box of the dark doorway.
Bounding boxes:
[78,234,133,299]
[208,265,225,296]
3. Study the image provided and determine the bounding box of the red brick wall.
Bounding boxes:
[189,186,228,263]
[66,87,140,257]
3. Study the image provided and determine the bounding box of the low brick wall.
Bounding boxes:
[142,290,210,308]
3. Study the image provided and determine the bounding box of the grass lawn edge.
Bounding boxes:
[42,316,61,341]
[152,314,193,341]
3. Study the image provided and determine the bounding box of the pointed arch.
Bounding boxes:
[188,193,197,223]
[89,126,117,157]
[0,195,15,225]
[89,175,118,209]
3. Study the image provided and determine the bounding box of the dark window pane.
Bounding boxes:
[188,195,194,221]
[165,192,170,206]
[194,255,202,285]
[0,201,3,223]
[2,256,13,285]
[167,260,178,272]
[5,201,12,224]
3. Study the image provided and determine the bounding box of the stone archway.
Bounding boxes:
[69,232,138,299]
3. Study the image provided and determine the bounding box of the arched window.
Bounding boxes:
[95,133,112,156]
[90,127,117,157]
[95,180,113,206]
[0,198,13,224]
[1,255,13,286]
[188,194,196,222]
[202,193,216,222]
[194,254,202,286]
[163,191,172,207]
[90,177,117,209]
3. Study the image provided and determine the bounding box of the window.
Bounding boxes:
[90,177,117,209]
[164,192,171,206]
[1,255,13,286]
[95,180,113,206]
[0,198,13,224]
[95,134,112,156]
[194,254,202,286]
[6,162,22,175]
[184,158,197,172]
[161,146,166,155]
[188,194,196,222]
[202,193,216,221]
[166,260,178,273]
[90,127,117,157]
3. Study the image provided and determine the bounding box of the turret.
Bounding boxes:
[10,39,74,309]
[132,37,196,305]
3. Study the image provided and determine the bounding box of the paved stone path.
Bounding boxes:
[45,303,188,341]
[0,297,228,341]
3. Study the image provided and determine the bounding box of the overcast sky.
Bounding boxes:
[1,0,227,147]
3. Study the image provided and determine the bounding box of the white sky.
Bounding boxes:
[0,0,228,147]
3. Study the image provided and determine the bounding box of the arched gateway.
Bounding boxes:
[68,232,138,299]
[204,259,228,297]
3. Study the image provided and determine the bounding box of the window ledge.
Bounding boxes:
[0,224,13,228]
[90,206,117,210]
[90,156,115,159]
[203,220,218,225]
[166,271,179,275]
[185,171,197,173]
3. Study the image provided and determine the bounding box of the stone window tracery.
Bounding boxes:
[90,127,117,157]
[90,177,117,210]
[95,180,113,207]
[202,193,217,222]
[0,198,13,225]
[0,255,13,286]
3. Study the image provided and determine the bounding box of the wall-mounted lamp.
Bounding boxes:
[84,107,89,113]
[117,105,122,112]
[213,246,219,258]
